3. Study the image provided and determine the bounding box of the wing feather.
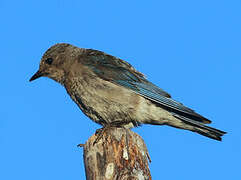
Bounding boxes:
[83,49,211,124]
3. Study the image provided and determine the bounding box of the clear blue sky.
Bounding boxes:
[1,0,240,179]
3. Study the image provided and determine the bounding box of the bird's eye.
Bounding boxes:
[45,58,53,65]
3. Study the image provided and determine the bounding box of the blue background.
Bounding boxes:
[1,0,240,179]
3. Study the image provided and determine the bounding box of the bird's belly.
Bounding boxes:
[68,78,140,126]
[67,76,171,127]
[75,92,138,126]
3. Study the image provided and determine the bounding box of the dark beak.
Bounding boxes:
[29,70,44,82]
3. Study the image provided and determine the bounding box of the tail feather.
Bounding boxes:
[172,114,226,141]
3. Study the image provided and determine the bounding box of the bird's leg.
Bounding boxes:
[93,125,110,145]
[93,121,126,145]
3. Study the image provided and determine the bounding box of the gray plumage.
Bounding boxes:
[30,43,226,141]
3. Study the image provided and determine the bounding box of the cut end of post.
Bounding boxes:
[82,127,152,180]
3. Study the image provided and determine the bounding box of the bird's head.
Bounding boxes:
[29,43,80,84]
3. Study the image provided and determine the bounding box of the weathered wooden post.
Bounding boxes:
[81,127,152,180]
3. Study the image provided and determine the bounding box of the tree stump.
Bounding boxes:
[82,127,152,180]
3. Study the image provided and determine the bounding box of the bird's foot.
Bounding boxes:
[93,122,125,145]
[93,126,110,145]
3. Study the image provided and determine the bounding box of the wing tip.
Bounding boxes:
[203,119,212,124]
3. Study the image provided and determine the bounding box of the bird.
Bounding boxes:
[29,43,226,141]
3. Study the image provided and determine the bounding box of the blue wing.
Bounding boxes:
[83,49,211,124]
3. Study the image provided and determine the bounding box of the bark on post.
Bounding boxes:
[83,127,152,180]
